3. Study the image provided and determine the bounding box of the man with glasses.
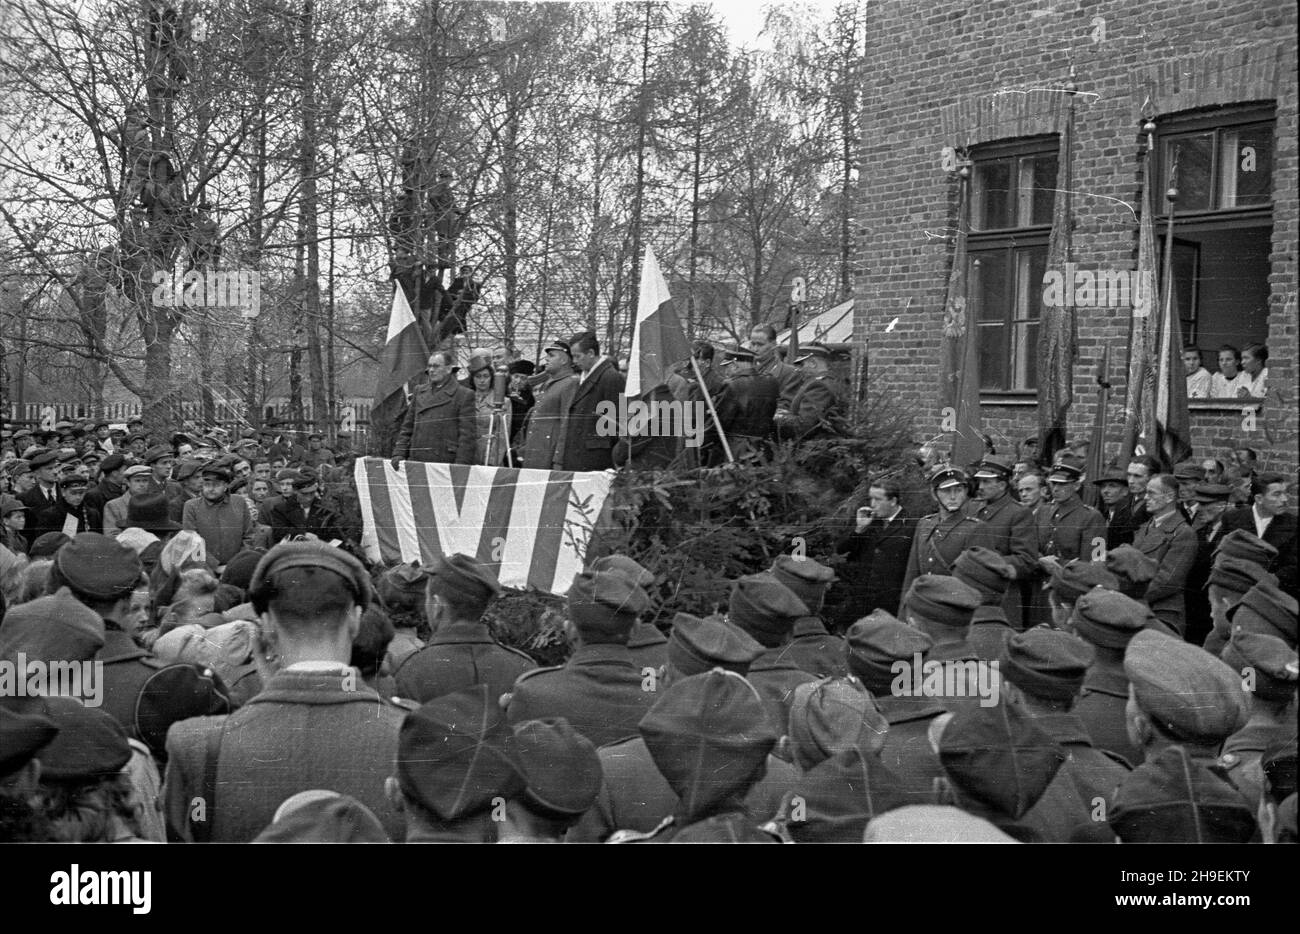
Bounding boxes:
[391,351,477,468]
[1130,474,1198,635]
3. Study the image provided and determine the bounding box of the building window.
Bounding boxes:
[1157,107,1273,398]
[967,137,1057,391]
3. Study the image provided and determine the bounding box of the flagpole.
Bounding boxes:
[1157,152,1180,470]
[690,356,735,464]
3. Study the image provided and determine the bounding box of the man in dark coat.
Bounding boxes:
[774,343,844,442]
[30,475,101,540]
[394,553,536,704]
[716,346,779,461]
[558,332,624,472]
[1218,472,1297,597]
[1131,474,1198,635]
[266,471,344,545]
[726,572,818,734]
[770,554,846,677]
[970,454,1039,629]
[521,339,577,470]
[83,453,127,518]
[18,450,63,539]
[392,351,477,466]
[1094,467,1140,550]
[831,476,915,629]
[1070,588,1148,767]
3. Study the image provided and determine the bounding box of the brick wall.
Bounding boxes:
[857,0,1298,473]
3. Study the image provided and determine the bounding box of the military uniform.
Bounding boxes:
[874,693,947,805]
[626,621,669,673]
[970,492,1038,629]
[900,506,989,611]
[394,621,535,704]
[717,370,779,458]
[1075,660,1139,767]
[786,617,849,677]
[1038,496,1106,564]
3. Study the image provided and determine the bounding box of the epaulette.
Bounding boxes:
[385,695,421,713]
[607,815,673,844]
[1099,748,1134,771]
[513,664,563,685]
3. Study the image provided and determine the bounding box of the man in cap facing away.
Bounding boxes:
[588,554,668,673]
[770,554,846,677]
[498,718,602,843]
[951,546,1016,662]
[1069,588,1150,767]
[394,553,535,704]
[898,574,994,717]
[164,541,406,841]
[1217,630,1298,809]
[725,572,819,733]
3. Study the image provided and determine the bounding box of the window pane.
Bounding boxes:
[1220,125,1273,208]
[1164,134,1213,211]
[1031,152,1059,225]
[1013,321,1039,390]
[973,160,1012,230]
[970,252,1007,322]
[1016,246,1047,322]
[978,324,1005,390]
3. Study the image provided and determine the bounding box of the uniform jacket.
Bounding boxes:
[163,667,406,842]
[1037,497,1107,563]
[1219,719,1284,809]
[393,620,535,704]
[833,510,916,627]
[972,492,1038,627]
[505,642,657,747]
[899,506,990,612]
[786,616,848,678]
[874,692,947,805]
[1131,509,1197,634]
[1075,655,1140,767]
[1021,710,1130,842]
[521,371,577,470]
[266,497,344,545]
[968,607,1015,662]
[747,643,820,735]
[393,375,477,465]
[753,353,804,409]
[182,493,255,567]
[776,376,843,441]
[717,372,779,454]
[559,358,625,472]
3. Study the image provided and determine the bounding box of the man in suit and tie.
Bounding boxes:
[831,477,916,629]
[1218,472,1297,597]
[558,331,624,472]
[18,450,63,539]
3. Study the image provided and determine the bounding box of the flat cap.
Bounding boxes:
[769,554,837,613]
[666,612,764,677]
[397,685,526,821]
[938,702,1067,819]
[589,554,656,589]
[35,697,131,783]
[123,464,152,479]
[6,461,30,478]
[1124,629,1249,744]
[1214,529,1278,568]
[1050,560,1120,603]
[999,627,1095,702]
[1194,483,1233,503]
[952,546,1012,599]
[929,465,969,490]
[787,749,910,844]
[58,474,88,490]
[1230,580,1298,647]
[727,572,809,647]
[902,574,981,629]
[143,444,174,465]
[55,533,142,601]
[511,717,602,818]
[567,569,649,639]
[28,449,58,470]
[1109,746,1256,843]
[1092,467,1128,486]
[274,469,301,483]
[1172,461,1205,482]
[845,610,934,691]
[1219,631,1299,704]
[973,454,1015,480]
[248,540,373,613]
[173,459,203,481]
[0,703,59,780]
[427,552,501,607]
[200,461,232,482]
[1070,588,1150,650]
[787,676,888,772]
[291,470,320,491]
[1208,556,1277,597]
[1105,544,1159,597]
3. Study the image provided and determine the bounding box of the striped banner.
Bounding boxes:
[354,457,615,595]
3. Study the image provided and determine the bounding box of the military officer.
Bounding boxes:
[716,345,779,460]
[770,554,846,677]
[774,343,844,442]
[1025,462,1107,627]
[1228,578,1297,647]
[505,570,657,747]
[588,554,668,673]
[393,552,535,704]
[1217,631,1298,809]
[725,571,818,734]
[899,464,989,610]
[970,454,1038,628]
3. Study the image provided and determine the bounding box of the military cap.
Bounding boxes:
[170,433,194,448]
[511,717,602,818]
[143,444,174,465]
[1219,631,1299,704]
[28,449,58,470]
[125,432,146,444]
[377,562,428,607]
[727,572,809,647]
[1046,462,1083,483]
[54,533,143,601]
[0,591,105,665]
[255,791,390,843]
[1124,629,1249,743]
[902,574,981,628]
[1050,560,1120,603]
[0,493,25,517]
[788,676,888,772]
[306,431,323,441]
[973,454,1015,480]
[28,532,71,559]
[1109,746,1256,843]
[1207,556,1276,597]
[1230,580,1298,647]
[96,452,125,475]
[426,552,501,607]
[397,685,526,822]
[639,670,778,818]
[542,338,571,356]
[589,554,656,589]
[200,461,232,482]
[80,449,102,463]
[845,610,934,690]
[1214,529,1278,567]
[1092,466,1128,486]
[770,554,836,613]
[567,569,649,639]
[793,342,832,364]
[999,627,1095,702]
[0,704,59,780]
[938,702,1068,820]
[249,540,373,612]
[1194,483,1233,503]
[1105,544,1158,597]
[108,428,126,438]
[57,474,88,490]
[666,612,764,677]
[35,697,131,783]
[719,344,757,364]
[787,749,910,844]
[123,464,152,479]
[952,546,1013,598]
[927,464,968,490]
[1070,589,1150,650]
[173,459,203,481]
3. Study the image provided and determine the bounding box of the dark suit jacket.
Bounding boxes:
[1101,497,1141,550]
[393,375,477,464]
[266,498,344,545]
[833,510,916,627]
[19,484,62,540]
[393,621,536,704]
[560,358,625,472]
[1220,506,1298,596]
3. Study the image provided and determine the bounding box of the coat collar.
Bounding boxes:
[250,667,381,705]
[568,642,636,667]
[874,691,947,724]
[428,621,496,646]
[1027,710,1094,747]
[96,628,150,663]
[1081,658,1128,697]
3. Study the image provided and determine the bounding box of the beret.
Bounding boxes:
[727,572,809,647]
[511,717,602,818]
[1109,746,1256,843]
[845,610,933,691]
[35,696,131,783]
[249,540,373,613]
[929,465,968,489]
[426,552,501,607]
[938,702,1067,819]
[567,569,648,639]
[787,676,888,772]
[220,549,266,593]
[787,749,910,844]
[143,445,174,465]
[1105,545,1158,597]
[397,685,525,821]
[28,532,71,559]
[1070,589,1149,650]
[589,554,656,589]
[639,670,778,818]
[998,626,1095,702]
[1207,556,1277,597]
[173,459,203,481]
[123,464,152,479]
[1124,629,1249,744]
[0,703,59,779]
[769,555,837,613]
[1050,561,1120,603]
[952,546,1012,599]
[1214,529,1278,568]
[902,574,981,628]
[1219,631,1299,704]
[666,612,764,677]
[255,791,389,843]
[54,533,143,600]
[28,450,58,469]
[972,454,1015,480]
[1229,579,1298,647]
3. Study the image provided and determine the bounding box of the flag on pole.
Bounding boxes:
[625,246,691,399]
[1037,98,1078,464]
[373,282,430,412]
[1152,270,1192,467]
[1120,146,1160,465]
[354,457,614,596]
[940,175,984,466]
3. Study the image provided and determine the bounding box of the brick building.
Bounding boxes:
[856,0,1297,472]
